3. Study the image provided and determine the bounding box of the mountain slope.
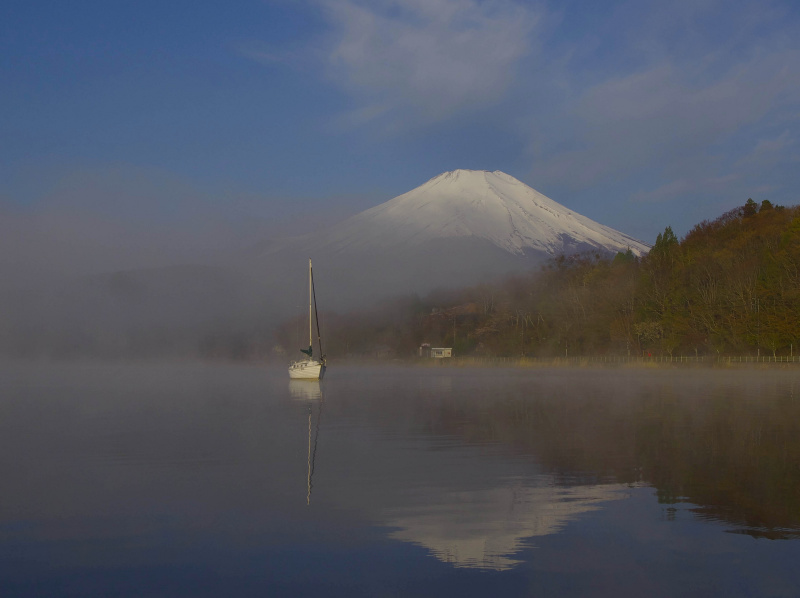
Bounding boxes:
[296,170,649,257]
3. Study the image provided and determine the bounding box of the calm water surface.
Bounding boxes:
[2,363,800,597]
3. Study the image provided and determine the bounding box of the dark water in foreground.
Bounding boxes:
[2,363,800,597]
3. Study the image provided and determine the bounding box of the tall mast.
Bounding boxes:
[308,259,313,350]
[310,260,323,360]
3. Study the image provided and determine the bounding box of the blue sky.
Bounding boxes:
[3,0,800,280]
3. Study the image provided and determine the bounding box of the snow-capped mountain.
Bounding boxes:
[247,170,649,313]
[314,169,649,257]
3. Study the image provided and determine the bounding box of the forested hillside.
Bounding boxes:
[278,199,800,359]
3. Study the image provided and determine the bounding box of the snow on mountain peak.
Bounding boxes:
[321,170,649,257]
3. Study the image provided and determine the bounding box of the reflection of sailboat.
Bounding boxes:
[288,259,326,380]
[305,391,325,505]
[289,380,322,401]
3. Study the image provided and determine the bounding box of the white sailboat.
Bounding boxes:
[288,259,327,380]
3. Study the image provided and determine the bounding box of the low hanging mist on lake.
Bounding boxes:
[2,362,800,597]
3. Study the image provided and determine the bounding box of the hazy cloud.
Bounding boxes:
[539,53,799,178]
[631,174,741,205]
[746,130,797,163]
[524,0,800,214]
[0,166,279,289]
[237,43,290,65]
[319,0,541,124]
[0,163,384,291]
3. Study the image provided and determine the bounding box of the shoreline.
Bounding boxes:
[408,355,800,369]
[3,355,799,370]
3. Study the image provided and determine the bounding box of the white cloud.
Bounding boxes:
[749,130,795,159]
[631,174,740,204]
[529,46,800,197]
[318,0,541,124]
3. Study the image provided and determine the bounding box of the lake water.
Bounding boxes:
[2,363,800,597]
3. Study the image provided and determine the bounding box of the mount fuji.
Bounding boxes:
[248,169,649,312]
[310,169,648,257]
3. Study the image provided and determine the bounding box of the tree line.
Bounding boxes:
[277,199,800,359]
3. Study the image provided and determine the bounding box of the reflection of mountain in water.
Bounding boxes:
[385,483,627,570]
[327,369,800,553]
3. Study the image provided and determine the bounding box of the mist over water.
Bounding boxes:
[0,167,349,359]
[2,363,800,596]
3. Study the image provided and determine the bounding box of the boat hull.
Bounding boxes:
[288,360,326,380]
